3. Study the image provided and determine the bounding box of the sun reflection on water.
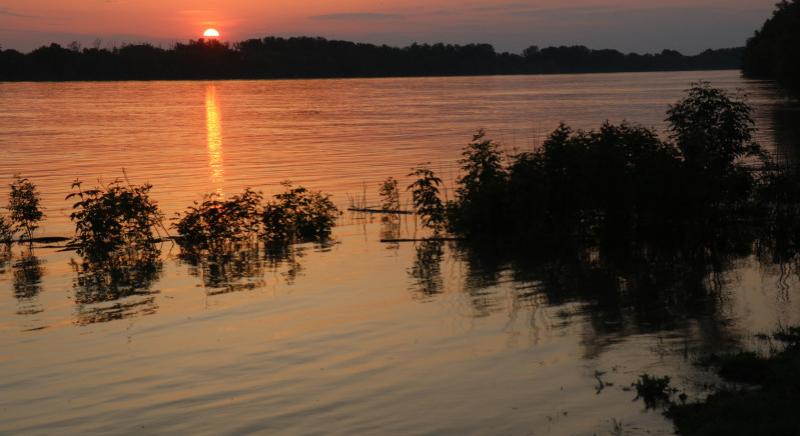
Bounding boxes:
[205,84,224,195]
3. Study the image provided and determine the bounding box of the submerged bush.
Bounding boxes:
[67,179,164,257]
[667,324,800,435]
[634,374,676,409]
[667,82,761,169]
[262,183,339,241]
[407,166,446,232]
[176,183,339,245]
[451,129,508,232]
[8,175,44,241]
[174,188,263,246]
[392,84,780,242]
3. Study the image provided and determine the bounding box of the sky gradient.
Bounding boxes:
[0,0,777,54]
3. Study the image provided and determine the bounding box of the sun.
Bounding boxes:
[203,28,220,38]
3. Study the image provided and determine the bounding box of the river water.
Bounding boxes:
[1,70,799,434]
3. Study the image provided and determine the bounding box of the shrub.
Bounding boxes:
[392,84,773,242]
[262,182,339,241]
[450,129,509,232]
[667,82,762,171]
[634,374,676,409]
[174,188,263,246]
[407,166,446,232]
[67,179,163,257]
[8,176,44,241]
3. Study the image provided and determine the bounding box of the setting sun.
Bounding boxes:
[203,28,220,38]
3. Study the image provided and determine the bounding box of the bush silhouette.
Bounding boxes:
[67,179,163,258]
[401,84,781,243]
[175,183,339,245]
[407,166,446,232]
[174,188,263,246]
[262,183,339,242]
[8,176,44,241]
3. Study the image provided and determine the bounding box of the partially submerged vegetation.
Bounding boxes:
[174,188,263,246]
[67,179,164,259]
[401,83,791,248]
[627,327,800,435]
[261,183,339,242]
[407,166,447,232]
[174,182,339,247]
[3,176,44,243]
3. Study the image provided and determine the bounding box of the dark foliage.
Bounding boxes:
[175,184,338,247]
[634,375,677,409]
[66,179,163,258]
[667,326,800,435]
[404,84,776,244]
[174,188,263,246]
[262,183,340,242]
[743,0,800,91]
[0,37,744,81]
[450,129,508,234]
[407,167,447,232]
[8,176,44,241]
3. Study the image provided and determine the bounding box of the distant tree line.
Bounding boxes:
[743,0,800,91]
[0,37,744,81]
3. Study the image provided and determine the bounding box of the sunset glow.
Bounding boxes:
[203,28,221,38]
[0,0,779,54]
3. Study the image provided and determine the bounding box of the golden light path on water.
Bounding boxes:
[205,83,224,195]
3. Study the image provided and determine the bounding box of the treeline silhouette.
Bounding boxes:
[743,0,800,91]
[0,37,743,81]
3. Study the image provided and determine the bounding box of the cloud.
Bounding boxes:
[310,13,403,21]
[0,7,34,18]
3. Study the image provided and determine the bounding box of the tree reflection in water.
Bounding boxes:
[178,241,310,294]
[70,247,162,326]
[12,248,45,316]
[407,218,800,355]
[380,215,402,251]
[0,245,11,274]
[408,239,445,299]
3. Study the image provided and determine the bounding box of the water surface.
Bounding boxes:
[1,71,799,435]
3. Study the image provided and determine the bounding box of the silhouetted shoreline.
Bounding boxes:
[0,37,744,82]
[743,0,800,92]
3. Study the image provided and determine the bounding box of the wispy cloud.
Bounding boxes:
[0,7,35,18]
[310,13,403,21]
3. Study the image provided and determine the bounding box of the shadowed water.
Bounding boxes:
[1,71,799,434]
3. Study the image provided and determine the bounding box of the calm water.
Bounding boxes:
[1,71,800,434]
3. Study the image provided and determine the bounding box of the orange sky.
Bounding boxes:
[0,0,777,53]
